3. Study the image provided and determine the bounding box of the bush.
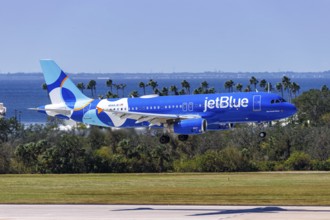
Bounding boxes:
[255,161,277,171]
[311,158,330,171]
[174,147,256,172]
[284,151,311,170]
[173,157,201,172]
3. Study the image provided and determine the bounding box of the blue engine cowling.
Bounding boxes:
[172,118,207,135]
[207,123,233,131]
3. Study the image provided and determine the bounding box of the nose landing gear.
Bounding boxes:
[259,131,266,138]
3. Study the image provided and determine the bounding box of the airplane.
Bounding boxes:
[31,60,297,144]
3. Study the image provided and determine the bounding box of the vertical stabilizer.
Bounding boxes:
[40,60,92,107]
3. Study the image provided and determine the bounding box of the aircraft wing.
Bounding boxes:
[103,109,200,126]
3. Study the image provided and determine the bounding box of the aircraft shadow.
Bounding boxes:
[113,206,330,217]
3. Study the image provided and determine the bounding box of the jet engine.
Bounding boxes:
[171,118,207,135]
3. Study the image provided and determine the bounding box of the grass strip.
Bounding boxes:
[0,172,329,205]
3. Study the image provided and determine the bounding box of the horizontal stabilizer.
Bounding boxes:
[28,107,71,115]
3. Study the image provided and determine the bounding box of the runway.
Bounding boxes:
[0,205,330,220]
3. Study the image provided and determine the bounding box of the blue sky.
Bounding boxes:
[0,0,329,73]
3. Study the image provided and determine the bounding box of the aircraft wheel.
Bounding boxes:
[178,134,189,142]
[259,132,266,138]
[159,135,170,144]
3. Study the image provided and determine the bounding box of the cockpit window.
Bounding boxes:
[271,98,287,104]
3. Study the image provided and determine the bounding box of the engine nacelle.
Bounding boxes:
[207,123,233,131]
[171,118,207,135]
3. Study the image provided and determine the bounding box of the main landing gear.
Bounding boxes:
[159,135,170,144]
[159,134,189,144]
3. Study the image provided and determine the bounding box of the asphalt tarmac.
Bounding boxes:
[0,205,330,220]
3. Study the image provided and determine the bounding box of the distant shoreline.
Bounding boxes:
[1,71,330,80]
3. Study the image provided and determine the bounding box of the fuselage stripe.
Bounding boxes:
[60,76,68,88]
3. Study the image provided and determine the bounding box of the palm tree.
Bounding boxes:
[244,85,251,92]
[179,89,186,95]
[106,79,113,92]
[87,84,93,97]
[207,87,216,94]
[276,82,284,97]
[129,90,139,97]
[42,83,49,98]
[201,81,209,92]
[106,91,113,98]
[282,76,294,101]
[106,91,119,98]
[282,76,291,98]
[235,83,243,92]
[224,81,230,92]
[139,82,146,95]
[224,80,234,92]
[120,84,127,97]
[154,88,160,95]
[42,83,47,91]
[321,85,329,92]
[148,79,158,93]
[113,84,121,96]
[170,85,178,95]
[193,87,203,94]
[161,87,169,96]
[291,82,300,98]
[87,80,96,97]
[181,80,190,94]
[249,76,259,90]
[259,79,267,91]
[77,82,85,93]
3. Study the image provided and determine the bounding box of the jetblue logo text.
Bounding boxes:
[203,96,249,112]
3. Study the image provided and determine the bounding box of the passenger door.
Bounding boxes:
[253,95,261,111]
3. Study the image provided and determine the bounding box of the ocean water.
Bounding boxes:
[0,73,329,123]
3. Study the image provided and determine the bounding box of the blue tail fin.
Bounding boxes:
[40,60,92,107]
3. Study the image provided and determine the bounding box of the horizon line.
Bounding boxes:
[1,70,330,75]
